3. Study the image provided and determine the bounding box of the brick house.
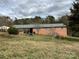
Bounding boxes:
[13,23,67,37]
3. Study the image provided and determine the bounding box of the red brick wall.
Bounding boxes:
[33,27,67,37]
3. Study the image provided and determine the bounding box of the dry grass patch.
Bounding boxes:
[0,32,79,59]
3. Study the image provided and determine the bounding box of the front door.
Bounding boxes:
[29,28,33,35]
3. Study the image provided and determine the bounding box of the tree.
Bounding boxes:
[44,16,55,24]
[0,16,13,26]
[33,16,42,24]
[59,15,69,25]
[14,18,34,24]
[68,0,79,36]
[13,17,19,25]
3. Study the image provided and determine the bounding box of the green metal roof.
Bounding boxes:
[13,23,66,29]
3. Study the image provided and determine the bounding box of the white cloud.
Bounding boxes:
[0,0,75,19]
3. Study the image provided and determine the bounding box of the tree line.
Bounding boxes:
[0,15,68,26]
[14,16,55,24]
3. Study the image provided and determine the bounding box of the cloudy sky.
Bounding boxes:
[0,0,75,19]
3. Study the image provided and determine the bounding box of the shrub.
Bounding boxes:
[8,27,19,35]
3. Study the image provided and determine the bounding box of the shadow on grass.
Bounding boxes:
[55,36,79,42]
[0,33,18,39]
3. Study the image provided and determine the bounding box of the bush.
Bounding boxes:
[8,27,19,35]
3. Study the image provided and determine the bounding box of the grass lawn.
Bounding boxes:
[0,32,79,59]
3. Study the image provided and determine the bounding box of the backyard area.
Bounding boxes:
[0,32,79,59]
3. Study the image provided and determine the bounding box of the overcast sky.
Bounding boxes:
[0,0,75,19]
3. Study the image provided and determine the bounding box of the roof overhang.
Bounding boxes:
[13,23,66,29]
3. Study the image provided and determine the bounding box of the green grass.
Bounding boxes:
[0,32,79,59]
